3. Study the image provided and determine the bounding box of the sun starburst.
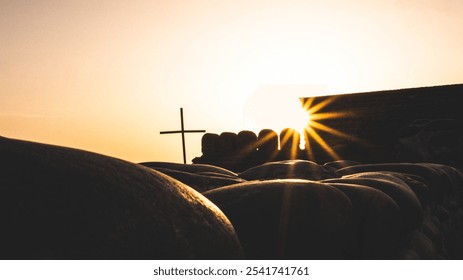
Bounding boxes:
[301,96,367,162]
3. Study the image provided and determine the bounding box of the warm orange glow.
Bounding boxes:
[301,96,358,161]
[243,86,314,148]
[279,128,301,159]
[2,1,463,163]
[306,126,341,160]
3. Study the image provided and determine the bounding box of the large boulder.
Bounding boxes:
[323,175,423,234]
[0,136,243,259]
[322,182,401,259]
[204,180,354,259]
[336,163,453,201]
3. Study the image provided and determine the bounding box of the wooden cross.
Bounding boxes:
[160,108,206,164]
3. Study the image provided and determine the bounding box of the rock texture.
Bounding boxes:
[0,136,243,259]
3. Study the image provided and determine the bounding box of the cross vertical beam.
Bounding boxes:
[180,108,186,164]
[160,108,206,164]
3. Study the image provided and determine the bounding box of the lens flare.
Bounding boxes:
[301,95,366,162]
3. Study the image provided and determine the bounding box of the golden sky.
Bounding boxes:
[1,0,463,163]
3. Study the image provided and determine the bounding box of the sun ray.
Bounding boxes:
[291,132,300,159]
[305,127,341,161]
[301,97,315,112]
[279,128,301,159]
[304,129,315,161]
[309,111,352,121]
[306,96,338,115]
[309,121,353,140]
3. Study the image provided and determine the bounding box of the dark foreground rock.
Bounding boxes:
[0,136,243,259]
[239,160,337,181]
[2,135,463,260]
[204,180,354,259]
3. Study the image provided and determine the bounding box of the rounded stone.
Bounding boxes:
[323,176,423,235]
[323,182,401,259]
[0,136,243,259]
[140,161,238,177]
[239,160,337,181]
[148,167,244,193]
[204,179,354,259]
[323,160,361,170]
[336,163,451,201]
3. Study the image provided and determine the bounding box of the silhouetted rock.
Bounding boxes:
[324,174,423,235]
[397,119,463,166]
[331,162,463,259]
[336,163,454,201]
[408,230,437,259]
[323,182,401,259]
[141,167,244,193]
[140,161,238,177]
[201,133,220,159]
[239,160,337,181]
[218,132,238,158]
[0,136,243,259]
[257,129,278,160]
[204,180,354,259]
[323,160,361,170]
[236,130,258,158]
[379,172,431,208]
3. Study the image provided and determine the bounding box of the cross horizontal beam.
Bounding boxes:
[160,130,206,134]
[159,108,206,164]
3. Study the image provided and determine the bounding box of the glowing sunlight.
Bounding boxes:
[301,96,361,161]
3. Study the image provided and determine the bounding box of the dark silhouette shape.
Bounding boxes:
[204,180,354,259]
[0,136,243,259]
[257,129,279,160]
[236,130,258,158]
[194,84,463,172]
[201,133,220,159]
[239,160,337,181]
[323,182,401,259]
[324,175,423,235]
[218,132,238,157]
[160,108,205,164]
[299,84,463,166]
[397,118,463,166]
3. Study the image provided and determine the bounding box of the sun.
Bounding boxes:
[301,96,364,161]
[243,85,318,148]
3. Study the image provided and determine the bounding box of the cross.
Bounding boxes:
[160,108,206,164]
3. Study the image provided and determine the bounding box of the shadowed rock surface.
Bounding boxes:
[0,136,243,259]
[257,129,279,160]
[322,182,401,259]
[239,160,337,181]
[2,134,463,259]
[142,167,244,193]
[139,161,238,177]
[323,176,423,235]
[204,180,354,259]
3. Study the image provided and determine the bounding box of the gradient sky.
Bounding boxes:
[1,0,463,163]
